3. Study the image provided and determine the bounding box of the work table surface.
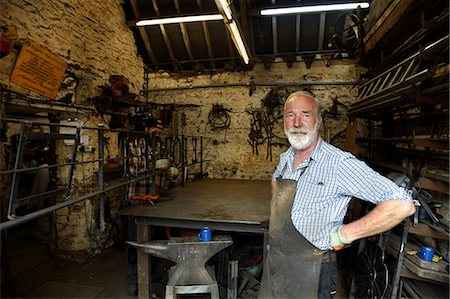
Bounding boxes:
[120,179,271,226]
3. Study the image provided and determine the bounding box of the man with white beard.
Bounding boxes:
[262,91,415,299]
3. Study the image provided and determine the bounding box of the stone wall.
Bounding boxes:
[1,0,144,255]
[149,61,361,180]
[1,0,145,93]
[0,0,363,255]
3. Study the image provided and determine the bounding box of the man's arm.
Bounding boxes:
[340,199,415,243]
[271,180,277,195]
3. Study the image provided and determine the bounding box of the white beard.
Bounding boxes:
[285,121,319,150]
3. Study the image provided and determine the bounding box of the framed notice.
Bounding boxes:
[10,39,67,99]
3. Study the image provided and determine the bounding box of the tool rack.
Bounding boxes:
[0,117,208,232]
[345,33,449,298]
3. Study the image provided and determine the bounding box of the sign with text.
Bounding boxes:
[10,39,67,99]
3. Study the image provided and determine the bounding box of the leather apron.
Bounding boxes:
[259,178,323,299]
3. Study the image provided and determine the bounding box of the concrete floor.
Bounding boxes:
[3,224,349,299]
[2,225,258,299]
[3,225,138,299]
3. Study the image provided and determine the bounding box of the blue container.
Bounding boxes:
[198,227,212,242]
[419,246,434,262]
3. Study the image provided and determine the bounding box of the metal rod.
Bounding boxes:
[0,156,122,175]
[0,176,147,231]
[147,81,358,93]
[181,134,185,187]
[1,86,96,112]
[65,127,81,199]
[200,136,203,178]
[151,133,157,196]
[13,188,67,209]
[8,123,29,219]
[98,124,106,232]
[390,218,411,299]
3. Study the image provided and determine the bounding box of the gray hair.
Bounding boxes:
[284,90,322,116]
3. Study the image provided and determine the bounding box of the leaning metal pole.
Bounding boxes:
[98,123,106,232]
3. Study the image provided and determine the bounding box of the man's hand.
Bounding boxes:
[329,224,351,251]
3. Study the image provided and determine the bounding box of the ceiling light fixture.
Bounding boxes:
[229,22,250,64]
[135,14,223,26]
[215,0,251,64]
[260,2,370,16]
[218,0,233,20]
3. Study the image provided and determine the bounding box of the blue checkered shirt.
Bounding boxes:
[272,138,412,250]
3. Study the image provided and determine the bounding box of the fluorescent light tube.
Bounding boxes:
[261,2,370,16]
[218,0,233,20]
[229,22,249,64]
[136,14,223,26]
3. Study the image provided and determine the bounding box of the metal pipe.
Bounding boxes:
[8,123,29,219]
[147,81,358,93]
[151,133,157,196]
[65,127,81,199]
[181,134,185,187]
[200,136,203,178]
[390,218,411,299]
[1,86,96,113]
[0,156,124,175]
[0,175,149,231]
[98,124,106,232]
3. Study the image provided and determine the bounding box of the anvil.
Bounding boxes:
[127,235,233,286]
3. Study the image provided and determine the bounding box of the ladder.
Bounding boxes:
[350,35,448,116]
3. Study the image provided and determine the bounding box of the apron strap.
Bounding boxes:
[279,162,288,178]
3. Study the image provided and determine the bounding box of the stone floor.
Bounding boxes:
[2,225,260,299]
[3,225,139,299]
[2,224,349,299]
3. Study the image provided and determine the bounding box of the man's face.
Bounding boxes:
[284,96,321,151]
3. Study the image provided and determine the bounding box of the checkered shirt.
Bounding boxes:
[272,138,413,250]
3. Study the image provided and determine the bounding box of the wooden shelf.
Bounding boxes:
[408,223,449,240]
[356,137,449,150]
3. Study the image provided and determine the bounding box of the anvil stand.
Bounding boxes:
[127,235,233,299]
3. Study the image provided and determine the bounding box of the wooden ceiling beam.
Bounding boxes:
[173,0,195,62]
[224,24,236,65]
[295,14,301,53]
[244,0,255,56]
[129,0,159,69]
[152,0,180,71]
[196,0,215,69]
[271,0,277,54]
[318,12,326,51]
[364,0,414,52]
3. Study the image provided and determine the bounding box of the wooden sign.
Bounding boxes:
[10,39,67,99]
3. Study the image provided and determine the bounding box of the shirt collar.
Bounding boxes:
[309,137,323,161]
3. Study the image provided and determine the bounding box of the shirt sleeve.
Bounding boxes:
[336,156,413,204]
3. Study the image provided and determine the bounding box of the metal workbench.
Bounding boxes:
[119,178,271,299]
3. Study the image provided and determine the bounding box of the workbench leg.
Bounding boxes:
[137,223,150,299]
